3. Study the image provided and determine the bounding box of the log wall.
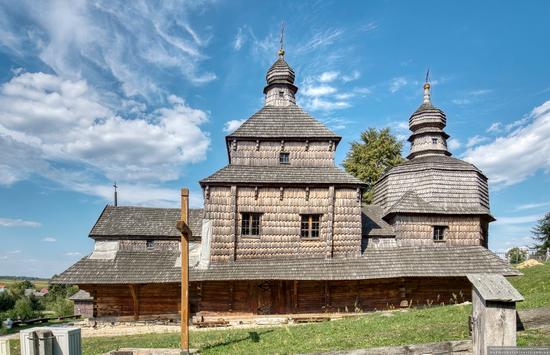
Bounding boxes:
[230,140,334,167]
[204,186,362,262]
[392,215,483,246]
[82,277,471,319]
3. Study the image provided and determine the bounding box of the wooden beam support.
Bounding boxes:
[129,284,140,321]
[179,188,190,353]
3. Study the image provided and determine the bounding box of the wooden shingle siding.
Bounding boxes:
[394,215,483,246]
[205,186,233,263]
[230,141,334,167]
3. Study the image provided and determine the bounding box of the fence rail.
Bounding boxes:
[494,247,550,263]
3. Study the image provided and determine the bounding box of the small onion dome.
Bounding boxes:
[263,55,298,95]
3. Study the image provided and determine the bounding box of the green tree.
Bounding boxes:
[532,212,550,254]
[7,280,34,298]
[343,128,405,203]
[0,292,16,312]
[9,297,42,320]
[506,247,528,264]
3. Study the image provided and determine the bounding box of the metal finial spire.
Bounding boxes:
[278,21,285,57]
[423,68,431,104]
[113,181,118,206]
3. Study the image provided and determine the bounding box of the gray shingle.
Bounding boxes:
[226,105,340,140]
[51,246,519,284]
[362,205,395,237]
[90,206,203,239]
[200,165,365,186]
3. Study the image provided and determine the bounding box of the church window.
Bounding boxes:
[301,214,321,238]
[279,91,284,98]
[241,213,261,237]
[279,152,290,164]
[146,240,155,249]
[433,226,446,242]
[432,138,438,144]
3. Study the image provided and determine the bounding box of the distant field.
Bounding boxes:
[0,278,50,290]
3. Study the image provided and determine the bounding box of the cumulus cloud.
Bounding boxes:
[464,99,550,186]
[342,71,360,82]
[302,85,337,97]
[318,71,339,83]
[0,217,41,228]
[466,135,490,148]
[0,72,210,206]
[487,122,503,133]
[0,72,210,184]
[447,138,462,151]
[224,119,246,133]
[306,98,351,111]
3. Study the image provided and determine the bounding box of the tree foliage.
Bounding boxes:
[506,247,528,264]
[7,280,34,298]
[343,128,404,203]
[0,292,16,312]
[532,212,550,254]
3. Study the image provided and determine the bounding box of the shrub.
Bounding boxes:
[49,297,74,317]
[0,292,16,312]
[506,247,528,264]
[9,296,43,320]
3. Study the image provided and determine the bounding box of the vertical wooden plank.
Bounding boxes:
[128,284,140,321]
[180,188,189,353]
[326,186,335,258]
[293,280,299,311]
[231,185,238,261]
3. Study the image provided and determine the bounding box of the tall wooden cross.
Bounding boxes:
[177,188,191,353]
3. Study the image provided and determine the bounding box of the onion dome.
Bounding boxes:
[264,49,298,107]
[407,81,451,159]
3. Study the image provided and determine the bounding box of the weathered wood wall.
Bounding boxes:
[392,215,483,246]
[230,140,334,167]
[204,186,362,262]
[83,277,470,319]
[119,240,179,251]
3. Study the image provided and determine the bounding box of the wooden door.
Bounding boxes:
[256,281,272,314]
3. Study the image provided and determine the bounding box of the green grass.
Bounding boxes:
[509,262,550,309]
[6,263,550,354]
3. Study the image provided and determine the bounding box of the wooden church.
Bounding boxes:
[53,47,518,320]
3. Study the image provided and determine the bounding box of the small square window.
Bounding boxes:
[432,138,438,144]
[433,226,446,242]
[301,214,321,239]
[278,91,284,98]
[279,152,290,164]
[146,240,155,248]
[241,213,261,237]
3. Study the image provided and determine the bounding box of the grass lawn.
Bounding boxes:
[7,263,550,354]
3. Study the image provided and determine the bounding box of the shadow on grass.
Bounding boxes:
[199,329,274,351]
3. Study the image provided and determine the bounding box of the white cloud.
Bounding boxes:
[0,218,41,228]
[0,1,216,100]
[342,71,360,82]
[224,119,246,134]
[0,72,210,206]
[8,250,21,254]
[305,98,350,111]
[42,237,56,242]
[466,135,490,148]
[487,122,503,133]
[0,72,210,185]
[452,98,472,105]
[65,252,81,256]
[516,202,550,211]
[302,85,337,97]
[493,214,542,225]
[463,99,550,186]
[233,27,246,51]
[318,71,339,83]
[447,138,462,150]
[389,77,407,93]
[295,28,344,55]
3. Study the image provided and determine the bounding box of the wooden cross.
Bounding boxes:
[176,188,191,353]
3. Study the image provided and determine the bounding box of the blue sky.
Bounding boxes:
[1,1,550,277]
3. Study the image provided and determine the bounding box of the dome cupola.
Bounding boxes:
[263,46,298,106]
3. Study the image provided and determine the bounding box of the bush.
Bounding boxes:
[507,247,528,264]
[49,297,74,317]
[7,280,34,298]
[0,292,16,312]
[9,297,43,320]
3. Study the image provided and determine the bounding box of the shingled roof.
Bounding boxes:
[90,206,203,239]
[200,165,364,186]
[226,106,341,140]
[362,205,395,237]
[51,246,519,284]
